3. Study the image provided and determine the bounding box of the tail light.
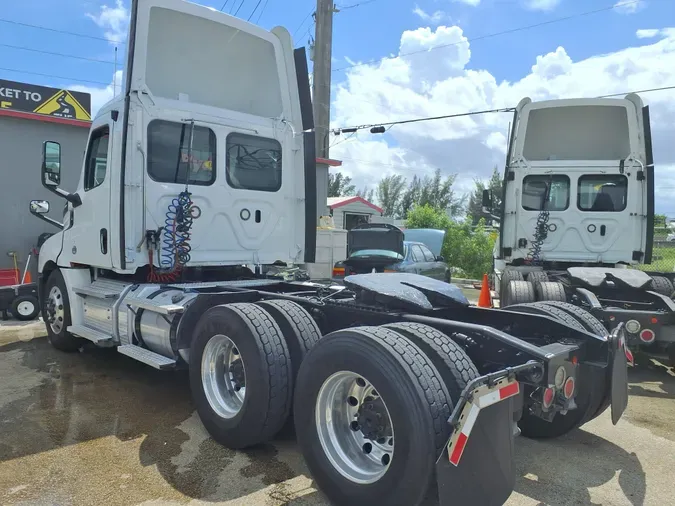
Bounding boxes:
[639,329,655,343]
[542,387,555,409]
[332,267,345,278]
[563,377,575,399]
[384,269,397,273]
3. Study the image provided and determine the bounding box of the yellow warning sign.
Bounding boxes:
[33,89,91,121]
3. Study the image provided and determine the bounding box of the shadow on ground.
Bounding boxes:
[513,428,645,506]
[0,337,317,503]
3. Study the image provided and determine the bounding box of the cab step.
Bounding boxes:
[67,325,114,346]
[127,299,184,315]
[73,279,128,299]
[117,344,176,370]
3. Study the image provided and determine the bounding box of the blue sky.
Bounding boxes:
[2,0,675,213]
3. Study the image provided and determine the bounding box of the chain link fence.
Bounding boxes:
[638,228,675,273]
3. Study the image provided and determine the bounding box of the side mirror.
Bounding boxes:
[30,200,50,214]
[29,199,64,230]
[42,141,62,187]
[481,189,493,212]
[436,255,445,262]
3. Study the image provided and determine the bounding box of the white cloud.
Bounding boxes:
[413,6,447,25]
[86,0,129,45]
[614,0,647,15]
[451,0,481,6]
[330,25,675,212]
[70,71,123,116]
[637,28,660,38]
[523,0,562,11]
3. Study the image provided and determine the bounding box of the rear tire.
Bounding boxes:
[535,281,567,302]
[505,303,606,438]
[383,322,478,404]
[10,295,40,321]
[502,280,535,306]
[650,276,673,296]
[189,303,292,449]
[294,326,451,506]
[42,270,82,352]
[526,271,548,286]
[502,302,586,332]
[537,301,608,337]
[500,270,524,300]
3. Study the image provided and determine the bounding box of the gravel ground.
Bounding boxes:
[1,327,674,506]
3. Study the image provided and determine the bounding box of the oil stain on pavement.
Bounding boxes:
[2,336,675,506]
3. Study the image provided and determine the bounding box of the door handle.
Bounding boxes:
[600,225,606,237]
[100,228,108,254]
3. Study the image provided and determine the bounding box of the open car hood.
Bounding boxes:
[347,224,405,257]
[403,228,447,257]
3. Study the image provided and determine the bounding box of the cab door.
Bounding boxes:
[63,117,113,268]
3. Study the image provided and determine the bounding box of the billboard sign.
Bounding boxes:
[0,79,91,122]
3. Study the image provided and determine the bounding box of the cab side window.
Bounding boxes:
[84,126,109,191]
[411,245,425,262]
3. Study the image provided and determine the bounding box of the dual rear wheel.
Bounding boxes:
[190,302,479,506]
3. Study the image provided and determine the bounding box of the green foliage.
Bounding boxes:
[467,166,503,225]
[328,171,356,197]
[376,175,407,217]
[406,205,496,278]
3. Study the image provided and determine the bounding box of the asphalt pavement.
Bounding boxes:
[1,321,674,505]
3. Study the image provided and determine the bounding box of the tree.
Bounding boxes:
[376,174,407,217]
[400,176,422,219]
[467,166,503,225]
[356,187,375,202]
[328,172,356,197]
[406,205,496,279]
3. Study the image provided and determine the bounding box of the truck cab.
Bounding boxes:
[494,94,653,270]
[31,0,316,282]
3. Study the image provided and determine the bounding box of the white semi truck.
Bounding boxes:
[485,95,675,367]
[28,1,631,505]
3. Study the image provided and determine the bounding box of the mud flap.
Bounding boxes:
[436,367,537,506]
[610,323,629,425]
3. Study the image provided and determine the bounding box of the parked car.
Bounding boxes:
[332,224,451,282]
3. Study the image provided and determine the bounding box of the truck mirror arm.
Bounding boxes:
[29,207,64,230]
[44,185,82,208]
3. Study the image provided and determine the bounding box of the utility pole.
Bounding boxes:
[312,0,335,160]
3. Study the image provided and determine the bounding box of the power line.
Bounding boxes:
[292,8,315,38]
[332,0,644,73]
[255,0,271,23]
[0,42,116,65]
[247,0,264,21]
[220,0,232,10]
[337,0,379,10]
[0,17,125,44]
[233,0,247,16]
[0,66,110,85]
[333,84,675,133]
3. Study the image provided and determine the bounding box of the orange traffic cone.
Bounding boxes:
[477,273,492,308]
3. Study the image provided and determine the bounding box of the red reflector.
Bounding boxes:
[639,329,655,343]
[499,381,519,399]
[571,356,578,365]
[543,387,555,408]
[563,377,575,399]
[651,317,658,324]
[449,432,468,466]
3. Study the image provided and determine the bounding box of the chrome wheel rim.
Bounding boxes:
[315,371,394,484]
[201,334,246,419]
[46,286,65,333]
[17,300,35,317]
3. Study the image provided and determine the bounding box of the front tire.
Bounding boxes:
[189,303,293,449]
[42,270,81,352]
[294,326,451,506]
